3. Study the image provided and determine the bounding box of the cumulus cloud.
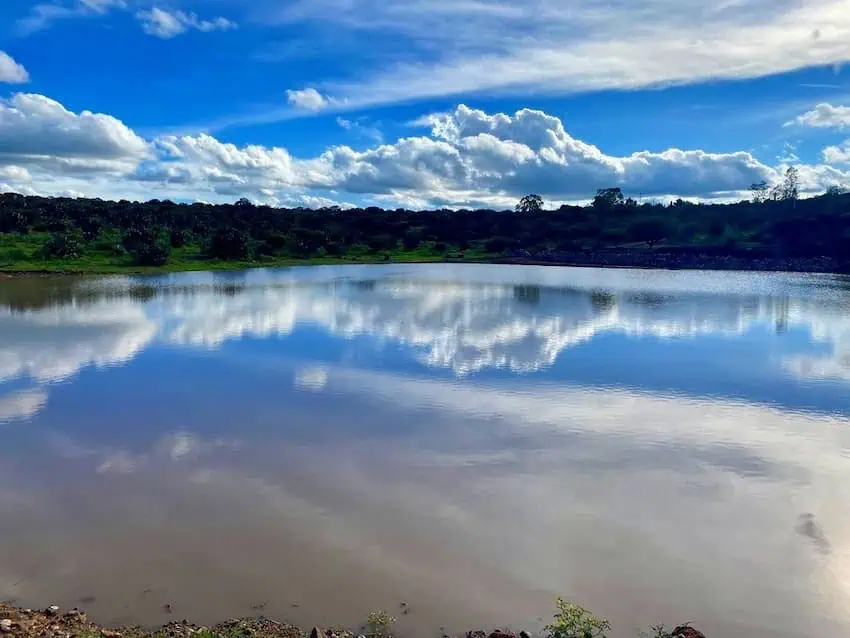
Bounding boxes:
[2,93,850,206]
[786,103,850,130]
[309,104,779,200]
[135,7,237,39]
[0,93,149,177]
[286,88,332,112]
[0,52,29,84]
[823,141,850,165]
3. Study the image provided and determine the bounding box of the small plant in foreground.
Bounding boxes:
[639,625,673,638]
[545,597,611,638]
[366,610,396,638]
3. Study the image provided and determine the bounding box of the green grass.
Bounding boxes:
[0,233,498,275]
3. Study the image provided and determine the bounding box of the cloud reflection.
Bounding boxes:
[0,266,848,423]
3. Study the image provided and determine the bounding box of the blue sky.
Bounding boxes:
[2,0,850,208]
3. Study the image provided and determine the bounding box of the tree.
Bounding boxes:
[208,228,251,259]
[825,184,847,197]
[750,181,769,204]
[781,167,800,201]
[592,188,624,211]
[516,194,543,214]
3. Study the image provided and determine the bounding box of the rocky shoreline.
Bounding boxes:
[0,603,708,638]
[502,250,849,274]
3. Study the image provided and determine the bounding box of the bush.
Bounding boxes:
[365,610,395,638]
[132,241,170,266]
[402,231,421,250]
[44,231,83,259]
[169,228,191,248]
[545,597,610,638]
[484,237,517,253]
[208,228,251,260]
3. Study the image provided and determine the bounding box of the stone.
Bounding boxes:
[467,632,487,638]
[65,609,87,623]
[47,605,60,616]
[488,632,516,638]
[101,630,122,638]
[520,632,531,638]
[0,619,12,633]
[310,627,324,638]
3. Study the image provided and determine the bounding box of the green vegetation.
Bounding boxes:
[544,598,611,638]
[2,170,848,274]
[0,599,703,638]
[365,610,396,638]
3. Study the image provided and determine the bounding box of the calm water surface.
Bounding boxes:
[1,264,850,637]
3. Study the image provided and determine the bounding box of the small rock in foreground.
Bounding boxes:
[0,619,12,633]
[46,605,60,616]
[672,626,706,638]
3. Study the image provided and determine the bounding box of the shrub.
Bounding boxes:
[170,228,191,248]
[365,610,395,638]
[44,231,83,259]
[545,597,610,638]
[208,228,251,260]
[132,241,170,266]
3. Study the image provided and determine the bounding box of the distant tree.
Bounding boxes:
[782,167,800,201]
[516,194,544,214]
[234,197,254,208]
[750,181,769,204]
[627,218,671,248]
[825,184,847,197]
[592,188,624,211]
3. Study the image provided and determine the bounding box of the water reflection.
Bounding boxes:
[0,265,849,638]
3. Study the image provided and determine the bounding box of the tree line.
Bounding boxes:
[0,169,848,269]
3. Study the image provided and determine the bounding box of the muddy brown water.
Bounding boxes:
[1,264,850,637]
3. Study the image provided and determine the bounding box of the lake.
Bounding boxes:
[1,264,849,637]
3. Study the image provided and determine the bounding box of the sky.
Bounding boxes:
[2,0,850,209]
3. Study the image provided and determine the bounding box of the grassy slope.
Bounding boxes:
[0,231,494,275]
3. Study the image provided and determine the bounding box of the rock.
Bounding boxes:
[520,632,531,638]
[65,609,87,623]
[671,627,706,638]
[101,630,122,638]
[0,619,12,633]
[467,632,487,638]
[488,632,516,638]
[46,605,60,616]
[310,627,324,638]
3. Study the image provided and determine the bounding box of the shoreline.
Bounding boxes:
[1,252,847,278]
[0,602,705,638]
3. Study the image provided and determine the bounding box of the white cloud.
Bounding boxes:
[0,93,149,176]
[0,389,48,423]
[136,7,237,39]
[786,103,850,130]
[823,140,850,165]
[286,88,332,112]
[0,52,30,84]
[2,94,850,206]
[252,0,850,115]
[16,0,126,34]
